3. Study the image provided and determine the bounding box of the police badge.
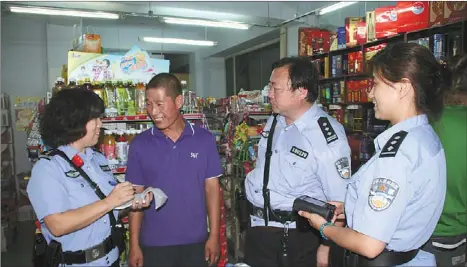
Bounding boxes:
[65,170,80,178]
[368,178,400,211]
[334,157,350,179]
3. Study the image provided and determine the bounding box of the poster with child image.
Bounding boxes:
[68,45,170,83]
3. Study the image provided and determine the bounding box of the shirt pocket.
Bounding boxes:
[65,177,99,208]
[279,153,310,188]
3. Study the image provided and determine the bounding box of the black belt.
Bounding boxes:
[251,205,296,223]
[63,234,116,265]
[345,248,419,267]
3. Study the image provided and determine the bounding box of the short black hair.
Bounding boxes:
[146,73,182,99]
[40,88,104,148]
[370,43,447,121]
[271,56,320,103]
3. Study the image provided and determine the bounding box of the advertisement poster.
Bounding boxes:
[68,45,170,83]
[14,96,42,131]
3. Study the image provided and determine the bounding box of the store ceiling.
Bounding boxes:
[2,1,332,28]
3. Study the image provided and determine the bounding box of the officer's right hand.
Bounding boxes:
[129,245,143,267]
[328,201,345,223]
[106,182,135,208]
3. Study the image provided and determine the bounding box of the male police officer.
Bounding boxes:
[244,57,352,267]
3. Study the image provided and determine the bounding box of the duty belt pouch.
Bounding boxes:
[45,240,64,267]
[52,150,125,254]
[33,232,48,267]
[235,185,251,231]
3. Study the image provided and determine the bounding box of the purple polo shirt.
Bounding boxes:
[126,120,223,247]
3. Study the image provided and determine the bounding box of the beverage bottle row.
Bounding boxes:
[99,129,142,166]
[52,77,147,118]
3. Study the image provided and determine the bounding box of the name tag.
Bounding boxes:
[290,146,308,159]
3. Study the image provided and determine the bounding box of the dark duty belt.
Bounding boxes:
[63,234,116,265]
[251,205,296,223]
[345,248,419,267]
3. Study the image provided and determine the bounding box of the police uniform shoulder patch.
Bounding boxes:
[368,178,399,211]
[335,157,351,179]
[379,131,408,158]
[317,117,338,144]
[65,170,80,178]
[290,146,309,159]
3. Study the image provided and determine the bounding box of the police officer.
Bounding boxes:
[27,88,151,266]
[244,57,352,267]
[299,43,448,266]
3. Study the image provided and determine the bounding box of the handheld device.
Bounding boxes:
[292,196,336,222]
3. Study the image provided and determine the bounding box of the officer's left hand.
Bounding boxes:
[205,236,220,266]
[298,210,327,231]
[131,192,153,210]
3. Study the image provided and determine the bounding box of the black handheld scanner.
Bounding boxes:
[292,196,336,222]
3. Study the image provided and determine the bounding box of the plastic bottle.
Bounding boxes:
[135,82,146,115]
[52,77,66,96]
[115,131,128,166]
[103,130,116,160]
[92,81,105,101]
[115,81,128,116]
[68,78,78,89]
[104,81,117,117]
[126,80,136,116]
[83,77,93,91]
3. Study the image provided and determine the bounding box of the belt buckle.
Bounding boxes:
[84,243,105,263]
[256,208,264,219]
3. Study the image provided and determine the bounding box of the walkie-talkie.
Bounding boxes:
[292,196,336,222]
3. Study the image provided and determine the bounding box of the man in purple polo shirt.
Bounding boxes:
[127,73,222,267]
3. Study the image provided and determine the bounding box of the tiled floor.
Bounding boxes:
[1,220,36,267]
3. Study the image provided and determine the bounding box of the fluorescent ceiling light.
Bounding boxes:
[162,17,249,30]
[9,6,120,19]
[318,2,358,15]
[141,37,217,47]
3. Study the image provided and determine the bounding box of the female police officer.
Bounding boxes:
[299,43,449,266]
[27,88,152,266]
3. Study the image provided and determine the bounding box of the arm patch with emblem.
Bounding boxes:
[379,131,408,158]
[318,117,338,144]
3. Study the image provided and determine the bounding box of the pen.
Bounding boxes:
[108,181,144,187]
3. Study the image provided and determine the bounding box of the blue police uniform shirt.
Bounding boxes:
[245,104,352,228]
[27,145,120,266]
[345,114,446,266]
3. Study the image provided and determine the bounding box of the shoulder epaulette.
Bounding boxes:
[379,131,408,158]
[318,117,338,144]
[92,148,104,156]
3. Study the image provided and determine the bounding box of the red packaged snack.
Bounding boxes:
[397,1,430,33]
[375,6,399,39]
[356,21,367,45]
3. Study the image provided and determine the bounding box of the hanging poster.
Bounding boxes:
[14,96,42,131]
[68,45,170,83]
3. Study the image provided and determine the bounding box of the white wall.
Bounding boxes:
[1,15,49,174]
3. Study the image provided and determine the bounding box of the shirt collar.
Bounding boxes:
[151,119,195,138]
[374,114,428,151]
[58,145,95,161]
[278,104,320,132]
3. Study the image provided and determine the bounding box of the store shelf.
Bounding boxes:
[182,113,206,120]
[102,115,151,123]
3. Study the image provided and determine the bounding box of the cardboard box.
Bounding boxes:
[346,17,364,47]
[444,1,467,24]
[397,1,430,33]
[337,27,346,49]
[298,28,321,56]
[430,1,445,26]
[375,6,399,39]
[356,21,367,45]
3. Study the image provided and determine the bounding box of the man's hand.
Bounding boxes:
[205,236,220,266]
[317,245,330,267]
[129,245,143,267]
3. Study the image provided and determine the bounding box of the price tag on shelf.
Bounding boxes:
[346,105,360,110]
[329,104,342,110]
